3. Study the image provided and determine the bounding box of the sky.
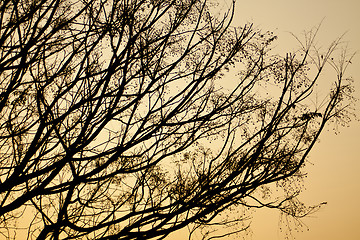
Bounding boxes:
[170,0,360,240]
[234,0,360,240]
[4,1,358,239]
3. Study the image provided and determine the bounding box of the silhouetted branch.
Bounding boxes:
[0,0,354,239]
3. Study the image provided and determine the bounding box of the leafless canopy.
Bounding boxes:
[0,0,354,239]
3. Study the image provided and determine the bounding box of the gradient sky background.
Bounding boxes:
[3,1,358,240]
[170,0,360,239]
[235,0,360,239]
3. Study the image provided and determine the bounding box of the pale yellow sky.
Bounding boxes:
[235,1,360,240]
[6,1,358,239]
[237,0,360,240]
[48,2,360,239]
[169,0,360,239]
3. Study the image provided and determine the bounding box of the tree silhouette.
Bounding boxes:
[0,0,354,239]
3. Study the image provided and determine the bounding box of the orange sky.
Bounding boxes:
[5,1,358,239]
[236,1,360,239]
[169,1,360,239]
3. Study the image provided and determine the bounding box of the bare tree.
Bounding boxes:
[0,0,354,239]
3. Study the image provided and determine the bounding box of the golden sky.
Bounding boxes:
[4,1,358,239]
[170,1,360,239]
[236,1,360,239]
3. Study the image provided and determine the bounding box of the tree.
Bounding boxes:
[0,0,354,239]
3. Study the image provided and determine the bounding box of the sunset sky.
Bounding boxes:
[3,1,358,239]
[236,0,360,239]
[171,1,360,239]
